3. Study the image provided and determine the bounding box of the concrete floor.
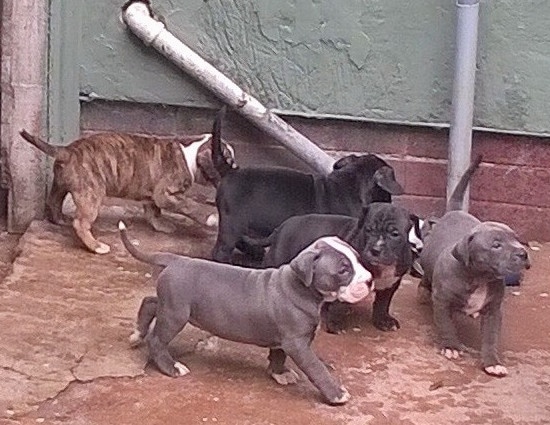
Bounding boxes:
[0,203,549,425]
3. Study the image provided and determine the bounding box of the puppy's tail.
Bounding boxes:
[446,154,483,212]
[211,106,235,177]
[19,130,60,157]
[119,221,178,268]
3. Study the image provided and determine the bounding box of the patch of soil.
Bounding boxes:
[0,202,549,425]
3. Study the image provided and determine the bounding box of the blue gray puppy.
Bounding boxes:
[418,156,530,376]
[120,222,373,405]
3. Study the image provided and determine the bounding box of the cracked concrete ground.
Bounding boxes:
[0,200,549,425]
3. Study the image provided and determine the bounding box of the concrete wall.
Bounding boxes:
[4,0,549,239]
[81,0,550,134]
[0,0,48,231]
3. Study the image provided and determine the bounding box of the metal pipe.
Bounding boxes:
[447,0,480,211]
[121,0,334,174]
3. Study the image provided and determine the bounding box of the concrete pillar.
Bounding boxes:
[1,0,48,232]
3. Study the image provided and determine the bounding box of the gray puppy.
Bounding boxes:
[240,203,416,333]
[419,156,530,376]
[119,222,373,405]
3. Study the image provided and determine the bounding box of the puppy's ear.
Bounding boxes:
[289,249,320,287]
[373,166,404,195]
[452,233,474,266]
[333,155,358,170]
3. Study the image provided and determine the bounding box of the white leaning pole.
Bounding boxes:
[121,0,334,174]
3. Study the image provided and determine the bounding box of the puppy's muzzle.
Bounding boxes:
[502,248,530,285]
[337,265,374,304]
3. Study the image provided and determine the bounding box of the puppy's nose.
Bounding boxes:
[370,246,382,257]
[516,249,530,268]
[516,250,528,261]
[518,250,527,261]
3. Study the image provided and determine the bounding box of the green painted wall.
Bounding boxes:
[79,0,550,134]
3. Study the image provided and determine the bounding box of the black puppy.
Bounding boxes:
[210,107,404,263]
[241,203,415,332]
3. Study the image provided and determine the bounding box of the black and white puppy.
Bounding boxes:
[209,107,404,264]
[241,203,418,333]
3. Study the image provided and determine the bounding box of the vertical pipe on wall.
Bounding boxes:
[447,0,480,211]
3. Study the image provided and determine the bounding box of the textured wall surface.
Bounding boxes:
[80,0,550,134]
[80,100,550,241]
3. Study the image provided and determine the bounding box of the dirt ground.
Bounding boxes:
[0,199,549,425]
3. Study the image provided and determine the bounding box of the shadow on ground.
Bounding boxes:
[0,202,549,425]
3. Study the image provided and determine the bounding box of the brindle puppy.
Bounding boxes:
[19,124,235,254]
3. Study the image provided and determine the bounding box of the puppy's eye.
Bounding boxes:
[492,241,502,249]
[391,230,401,238]
[338,262,351,275]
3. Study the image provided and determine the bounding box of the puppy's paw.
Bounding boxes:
[128,330,143,348]
[372,314,400,332]
[441,348,463,360]
[195,335,220,352]
[329,387,351,405]
[173,362,191,376]
[271,369,300,385]
[324,322,346,335]
[206,213,219,227]
[94,242,111,255]
[484,364,508,377]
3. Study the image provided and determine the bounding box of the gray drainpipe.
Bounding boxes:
[447,0,480,211]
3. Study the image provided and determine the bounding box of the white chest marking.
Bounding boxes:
[408,219,424,253]
[373,266,399,291]
[180,134,211,183]
[463,283,488,317]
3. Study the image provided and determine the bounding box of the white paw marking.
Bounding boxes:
[271,369,300,386]
[128,330,143,347]
[332,387,351,405]
[206,213,219,227]
[441,348,462,360]
[195,335,220,352]
[484,364,508,377]
[94,242,111,255]
[174,362,191,376]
